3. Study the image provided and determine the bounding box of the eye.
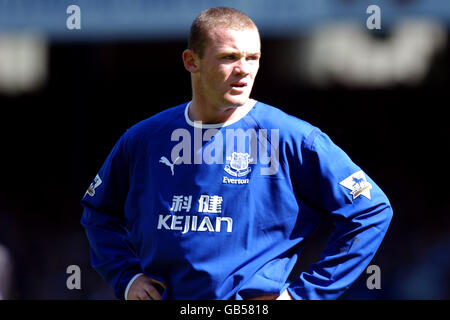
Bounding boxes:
[223,54,237,60]
[247,54,260,61]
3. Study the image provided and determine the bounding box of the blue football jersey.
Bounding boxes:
[81,100,393,300]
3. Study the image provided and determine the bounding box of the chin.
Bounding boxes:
[224,95,249,107]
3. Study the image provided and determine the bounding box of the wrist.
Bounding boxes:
[124,273,144,300]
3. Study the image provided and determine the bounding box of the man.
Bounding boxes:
[81,7,393,300]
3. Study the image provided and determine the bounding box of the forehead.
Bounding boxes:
[205,27,261,53]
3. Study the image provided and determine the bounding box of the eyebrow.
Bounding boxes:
[217,49,261,57]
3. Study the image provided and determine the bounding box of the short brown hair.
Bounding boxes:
[188,7,259,58]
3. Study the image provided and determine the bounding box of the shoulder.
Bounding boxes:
[113,102,187,158]
[249,101,320,144]
[123,102,188,141]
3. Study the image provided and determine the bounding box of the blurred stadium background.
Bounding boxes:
[0,0,449,299]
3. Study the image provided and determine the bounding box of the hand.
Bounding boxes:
[276,289,293,300]
[126,275,166,300]
[248,289,293,300]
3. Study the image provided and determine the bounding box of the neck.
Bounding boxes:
[188,101,233,124]
[187,98,255,127]
[188,92,250,123]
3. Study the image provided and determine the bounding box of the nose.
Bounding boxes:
[233,58,250,75]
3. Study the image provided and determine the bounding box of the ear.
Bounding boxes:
[182,49,200,73]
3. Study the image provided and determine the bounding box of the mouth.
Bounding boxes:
[230,81,248,89]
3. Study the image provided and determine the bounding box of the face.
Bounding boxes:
[194,27,261,109]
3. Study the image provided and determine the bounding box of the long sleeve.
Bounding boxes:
[80,132,142,299]
[287,129,393,300]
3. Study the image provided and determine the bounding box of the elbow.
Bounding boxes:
[384,202,394,229]
[374,194,394,234]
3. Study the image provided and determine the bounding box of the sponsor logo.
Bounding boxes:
[159,156,180,176]
[157,194,233,234]
[157,214,233,234]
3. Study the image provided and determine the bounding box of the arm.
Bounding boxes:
[288,129,393,300]
[81,204,144,299]
[80,132,158,299]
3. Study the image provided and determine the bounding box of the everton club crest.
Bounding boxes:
[224,152,252,177]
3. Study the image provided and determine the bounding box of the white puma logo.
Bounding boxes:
[159,156,180,176]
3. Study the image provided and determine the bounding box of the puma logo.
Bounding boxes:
[159,156,180,176]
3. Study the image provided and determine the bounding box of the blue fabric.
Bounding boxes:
[81,101,393,299]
